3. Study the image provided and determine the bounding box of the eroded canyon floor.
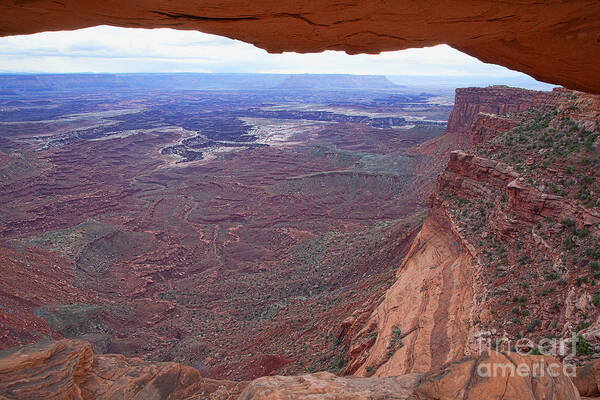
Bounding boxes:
[0,74,449,380]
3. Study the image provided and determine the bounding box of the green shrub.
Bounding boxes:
[389,325,403,351]
[328,353,346,372]
[576,321,591,332]
[562,237,576,250]
[546,272,558,281]
[593,293,600,307]
[518,255,530,265]
[576,228,589,238]
[575,277,589,286]
[527,319,541,332]
[586,247,595,257]
[576,335,592,356]
[529,347,542,355]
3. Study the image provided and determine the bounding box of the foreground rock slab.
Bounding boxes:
[574,359,600,397]
[0,339,244,399]
[0,340,584,399]
[239,351,581,400]
[238,372,422,400]
[0,339,93,399]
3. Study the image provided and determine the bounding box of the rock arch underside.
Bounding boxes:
[1,0,600,93]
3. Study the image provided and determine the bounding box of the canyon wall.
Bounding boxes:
[411,86,547,190]
[347,85,600,378]
[345,205,479,377]
[445,86,548,134]
[333,90,534,366]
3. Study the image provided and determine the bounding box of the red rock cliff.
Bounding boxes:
[411,86,548,198]
[346,86,600,378]
[417,86,547,160]
[446,86,548,134]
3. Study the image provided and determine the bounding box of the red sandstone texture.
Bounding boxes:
[242,351,581,400]
[416,86,547,162]
[0,339,583,400]
[0,339,245,399]
[574,358,600,397]
[1,1,600,93]
[344,86,600,380]
[408,86,549,200]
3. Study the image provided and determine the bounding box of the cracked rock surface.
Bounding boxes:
[1,1,600,93]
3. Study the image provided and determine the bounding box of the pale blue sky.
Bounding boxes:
[0,25,542,80]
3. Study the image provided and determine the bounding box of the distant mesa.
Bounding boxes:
[0,73,286,92]
[274,74,400,90]
[0,73,402,93]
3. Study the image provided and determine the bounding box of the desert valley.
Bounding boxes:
[0,74,450,380]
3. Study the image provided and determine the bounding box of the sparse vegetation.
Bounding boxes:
[387,325,404,357]
[576,335,592,356]
[453,94,600,357]
[593,293,600,307]
[529,347,542,355]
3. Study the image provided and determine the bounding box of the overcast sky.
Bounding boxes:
[0,25,544,79]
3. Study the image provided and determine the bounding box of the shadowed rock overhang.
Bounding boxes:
[1,1,600,93]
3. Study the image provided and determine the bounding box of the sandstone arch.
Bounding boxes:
[1,1,600,93]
